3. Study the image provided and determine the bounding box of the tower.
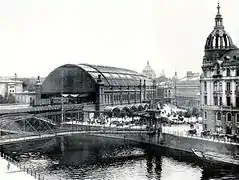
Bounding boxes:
[200,4,239,134]
[142,60,156,79]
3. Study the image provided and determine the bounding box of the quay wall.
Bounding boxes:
[91,132,239,155]
[161,133,239,155]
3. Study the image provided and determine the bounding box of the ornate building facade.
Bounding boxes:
[142,60,156,79]
[200,4,239,134]
[176,71,200,109]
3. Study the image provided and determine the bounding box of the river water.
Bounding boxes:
[6,135,239,180]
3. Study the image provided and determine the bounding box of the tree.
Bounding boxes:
[184,110,192,118]
[7,94,16,104]
[191,107,199,117]
[0,95,4,104]
[22,78,36,92]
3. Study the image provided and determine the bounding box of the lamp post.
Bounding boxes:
[61,71,64,130]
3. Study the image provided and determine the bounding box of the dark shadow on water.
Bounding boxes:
[144,145,239,180]
[4,135,239,180]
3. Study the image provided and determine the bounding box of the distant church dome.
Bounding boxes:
[204,3,237,50]
[142,60,156,79]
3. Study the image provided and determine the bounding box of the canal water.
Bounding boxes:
[5,135,239,180]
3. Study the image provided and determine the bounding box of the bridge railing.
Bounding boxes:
[0,151,47,180]
[0,124,151,144]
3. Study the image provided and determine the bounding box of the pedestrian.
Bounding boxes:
[7,161,10,170]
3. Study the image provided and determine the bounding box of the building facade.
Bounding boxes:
[200,4,239,134]
[0,77,23,97]
[142,60,156,79]
[176,71,200,109]
[15,91,36,104]
[39,63,156,116]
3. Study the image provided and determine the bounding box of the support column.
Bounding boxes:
[127,86,130,104]
[96,75,104,116]
[120,86,123,105]
[134,86,137,104]
[143,80,146,101]
[139,79,142,103]
[111,87,114,106]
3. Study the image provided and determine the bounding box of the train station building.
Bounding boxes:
[38,63,156,117]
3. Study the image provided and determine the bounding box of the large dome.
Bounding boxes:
[204,4,237,50]
[205,29,236,50]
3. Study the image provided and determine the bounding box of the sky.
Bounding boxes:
[0,0,239,78]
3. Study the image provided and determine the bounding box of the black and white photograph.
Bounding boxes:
[1,0,239,179]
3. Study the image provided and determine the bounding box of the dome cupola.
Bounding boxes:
[204,3,237,50]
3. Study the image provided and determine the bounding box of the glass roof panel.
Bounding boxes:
[78,64,97,72]
[118,74,127,79]
[78,63,153,87]
[102,73,112,78]
[111,73,120,79]
[88,72,100,79]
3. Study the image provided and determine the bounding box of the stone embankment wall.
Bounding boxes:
[92,132,239,155]
[161,133,239,155]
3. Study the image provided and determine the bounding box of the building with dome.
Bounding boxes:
[200,4,239,134]
[142,60,156,79]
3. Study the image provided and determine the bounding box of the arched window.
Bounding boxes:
[226,68,231,77]
[227,113,232,122]
[217,112,221,120]
[204,111,207,119]
[213,82,218,91]
[236,114,239,123]
[236,82,239,91]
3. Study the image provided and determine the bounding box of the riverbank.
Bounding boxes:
[0,156,36,180]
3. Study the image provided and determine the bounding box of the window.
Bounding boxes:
[204,82,207,91]
[219,96,222,105]
[204,124,207,130]
[226,82,231,91]
[204,111,207,119]
[204,96,207,105]
[227,113,232,122]
[219,82,222,91]
[236,97,239,108]
[217,112,221,120]
[214,96,218,105]
[203,71,207,77]
[226,96,231,106]
[213,82,218,91]
[226,68,231,76]
[237,114,239,123]
[236,68,239,76]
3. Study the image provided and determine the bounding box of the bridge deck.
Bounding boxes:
[0,104,83,115]
[0,129,151,145]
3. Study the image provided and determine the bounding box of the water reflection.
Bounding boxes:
[9,135,239,180]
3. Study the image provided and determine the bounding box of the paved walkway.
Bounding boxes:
[0,157,36,180]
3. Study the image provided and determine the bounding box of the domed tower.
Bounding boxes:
[203,3,237,66]
[142,60,156,79]
[200,4,239,135]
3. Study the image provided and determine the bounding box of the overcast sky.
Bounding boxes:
[0,0,239,78]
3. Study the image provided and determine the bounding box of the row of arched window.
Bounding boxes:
[204,111,239,122]
[214,67,239,77]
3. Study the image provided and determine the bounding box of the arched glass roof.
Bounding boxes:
[77,63,152,87]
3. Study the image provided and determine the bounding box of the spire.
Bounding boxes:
[217,3,221,16]
[147,60,149,66]
[215,3,224,29]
